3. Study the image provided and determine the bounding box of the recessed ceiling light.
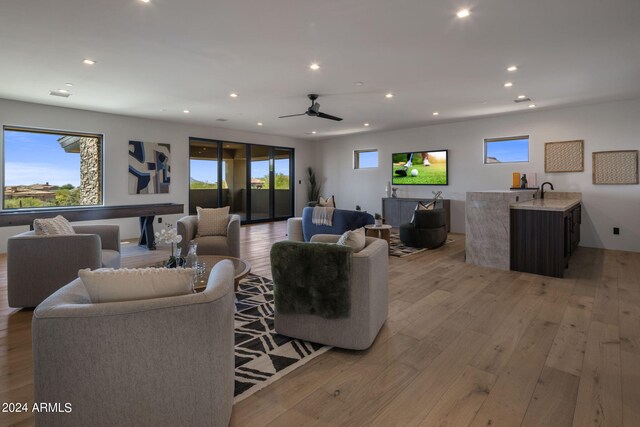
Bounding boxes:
[311,131,317,134]
[364,123,370,127]
[504,82,513,87]
[183,110,190,114]
[257,122,263,126]
[65,83,73,87]
[432,112,439,116]
[385,93,394,98]
[82,58,96,65]
[517,94,527,99]
[528,104,536,108]
[57,89,69,93]
[229,93,238,98]
[507,66,518,72]
[457,9,471,18]
[139,0,150,3]
[355,81,364,86]
[309,63,320,70]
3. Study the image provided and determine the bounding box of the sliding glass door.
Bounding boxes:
[189,138,294,222]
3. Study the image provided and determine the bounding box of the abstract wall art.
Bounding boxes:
[545,140,584,173]
[128,141,171,194]
[592,150,638,185]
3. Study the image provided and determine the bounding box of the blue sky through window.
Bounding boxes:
[4,130,81,186]
[485,138,529,163]
[190,158,289,183]
[358,151,378,168]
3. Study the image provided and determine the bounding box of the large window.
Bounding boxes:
[3,127,103,209]
[354,149,379,169]
[484,136,529,164]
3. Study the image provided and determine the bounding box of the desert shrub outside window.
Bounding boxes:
[3,126,103,209]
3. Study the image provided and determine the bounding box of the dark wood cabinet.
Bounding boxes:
[510,203,581,278]
[382,197,450,231]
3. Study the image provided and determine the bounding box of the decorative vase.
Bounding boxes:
[184,241,198,268]
[391,188,398,198]
[386,181,391,197]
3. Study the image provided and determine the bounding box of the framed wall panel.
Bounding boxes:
[592,150,638,185]
[544,140,584,173]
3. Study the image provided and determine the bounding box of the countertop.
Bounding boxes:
[510,198,581,212]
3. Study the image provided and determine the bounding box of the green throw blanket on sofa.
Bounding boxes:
[270,241,352,319]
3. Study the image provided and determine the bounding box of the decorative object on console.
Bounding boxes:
[128,140,171,194]
[392,150,448,185]
[512,172,521,188]
[154,223,183,267]
[545,140,584,173]
[391,187,398,198]
[592,150,638,184]
[520,174,528,188]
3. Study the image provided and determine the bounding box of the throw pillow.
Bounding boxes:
[337,227,366,253]
[318,195,336,208]
[33,215,75,236]
[79,267,195,303]
[411,201,436,223]
[196,206,230,236]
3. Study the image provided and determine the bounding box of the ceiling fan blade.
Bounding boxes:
[278,113,307,118]
[317,112,343,121]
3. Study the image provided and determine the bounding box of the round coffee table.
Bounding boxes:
[364,224,393,254]
[193,255,251,293]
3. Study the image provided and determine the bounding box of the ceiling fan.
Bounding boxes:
[279,94,343,121]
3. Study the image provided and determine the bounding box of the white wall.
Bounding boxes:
[319,98,640,253]
[0,98,317,252]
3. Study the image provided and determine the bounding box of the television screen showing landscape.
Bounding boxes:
[392,150,448,185]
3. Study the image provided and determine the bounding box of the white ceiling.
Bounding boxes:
[1,0,640,139]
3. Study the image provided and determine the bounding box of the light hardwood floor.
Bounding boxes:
[1,221,639,426]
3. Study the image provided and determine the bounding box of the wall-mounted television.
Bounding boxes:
[392,150,448,185]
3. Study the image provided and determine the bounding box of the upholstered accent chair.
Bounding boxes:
[32,261,236,426]
[399,208,448,249]
[287,207,374,242]
[7,225,121,308]
[270,235,388,350]
[177,214,241,257]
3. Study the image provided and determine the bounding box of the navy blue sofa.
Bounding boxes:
[300,207,374,242]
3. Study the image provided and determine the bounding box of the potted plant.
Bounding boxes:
[374,213,383,227]
[307,167,321,204]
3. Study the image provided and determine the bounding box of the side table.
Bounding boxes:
[364,224,393,254]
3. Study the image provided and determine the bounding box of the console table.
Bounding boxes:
[0,203,184,249]
[382,197,450,231]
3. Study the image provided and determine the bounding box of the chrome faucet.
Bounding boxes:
[540,182,554,199]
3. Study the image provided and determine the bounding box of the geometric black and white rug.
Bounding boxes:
[388,232,427,257]
[388,232,454,258]
[234,274,331,403]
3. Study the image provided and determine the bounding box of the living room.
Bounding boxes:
[2,0,640,426]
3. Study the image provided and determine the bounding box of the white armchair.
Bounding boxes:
[177,214,241,257]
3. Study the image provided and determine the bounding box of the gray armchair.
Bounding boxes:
[177,214,241,258]
[32,261,236,426]
[271,235,388,350]
[7,225,120,308]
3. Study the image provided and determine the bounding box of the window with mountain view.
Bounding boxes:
[2,127,103,209]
